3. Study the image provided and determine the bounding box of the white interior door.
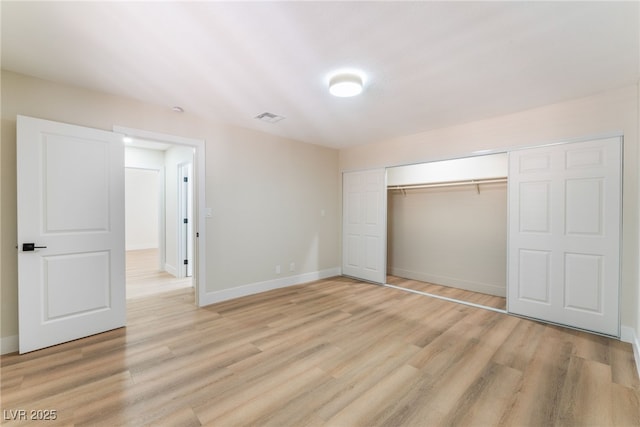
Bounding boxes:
[17,115,126,353]
[508,137,621,336]
[179,162,193,278]
[342,169,387,284]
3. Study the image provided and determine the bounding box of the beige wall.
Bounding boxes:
[124,147,165,252]
[0,71,340,342]
[125,168,159,251]
[340,84,640,335]
[1,114,17,341]
[388,183,507,297]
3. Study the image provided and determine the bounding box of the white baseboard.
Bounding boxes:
[620,326,640,381]
[126,244,159,251]
[1,335,18,355]
[388,267,506,297]
[164,263,177,277]
[199,267,341,307]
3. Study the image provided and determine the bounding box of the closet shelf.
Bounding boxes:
[388,177,507,194]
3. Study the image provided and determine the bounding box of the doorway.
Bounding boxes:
[115,124,206,307]
[16,116,207,353]
[123,138,195,299]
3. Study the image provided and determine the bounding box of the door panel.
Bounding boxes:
[564,253,602,312]
[565,178,603,235]
[508,137,621,336]
[45,251,111,319]
[518,181,551,233]
[17,115,125,353]
[342,169,387,284]
[44,134,111,232]
[517,249,551,304]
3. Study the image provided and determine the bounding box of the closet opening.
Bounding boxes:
[386,153,508,311]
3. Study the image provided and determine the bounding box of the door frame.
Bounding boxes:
[114,126,206,306]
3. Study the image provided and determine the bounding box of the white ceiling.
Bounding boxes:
[2,1,639,149]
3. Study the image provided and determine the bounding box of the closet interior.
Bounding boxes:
[386,153,508,310]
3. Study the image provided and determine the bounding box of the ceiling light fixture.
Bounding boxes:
[329,73,363,97]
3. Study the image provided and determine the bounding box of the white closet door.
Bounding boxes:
[342,169,387,284]
[508,137,621,336]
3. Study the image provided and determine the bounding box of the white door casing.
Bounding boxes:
[17,116,126,353]
[342,169,387,284]
[508,137,622,336]
[114,125,205,306]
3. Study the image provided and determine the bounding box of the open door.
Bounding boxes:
[508,137,622,336]
[342,169,387,284]
[179,162,194,278]
[17,116,126,353]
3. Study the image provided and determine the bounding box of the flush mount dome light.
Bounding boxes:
[329,73,363,97]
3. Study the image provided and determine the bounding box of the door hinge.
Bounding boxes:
[183,177,188,183]
[184,259,188,265]
[183,218,188,224]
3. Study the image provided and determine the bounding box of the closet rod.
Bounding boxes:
[388,177,507,191]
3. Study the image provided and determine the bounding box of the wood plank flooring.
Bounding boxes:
[386,275,507,310]
[1,276,638,426]
[126,249,192,299]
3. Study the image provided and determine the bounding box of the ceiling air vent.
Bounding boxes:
[255,112,286,124]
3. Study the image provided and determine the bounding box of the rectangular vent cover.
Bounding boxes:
[255,112,286,123]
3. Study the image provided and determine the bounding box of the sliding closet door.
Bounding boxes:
[342,169,387,284]
[508,137,621,336]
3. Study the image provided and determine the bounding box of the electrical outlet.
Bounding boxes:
[289,262,295,272]
[275,265,281,274]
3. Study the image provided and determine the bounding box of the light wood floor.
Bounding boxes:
[1,277,638,426]
[387,275,507,310]
[126,249,192,299]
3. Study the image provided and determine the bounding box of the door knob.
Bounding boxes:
[22,243,47,251]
